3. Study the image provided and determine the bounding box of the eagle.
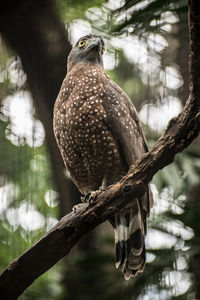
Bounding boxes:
[53,34,153,279]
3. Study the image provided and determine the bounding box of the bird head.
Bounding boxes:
[67,34,105,72]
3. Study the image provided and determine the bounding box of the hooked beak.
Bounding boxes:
[87,37,102,52]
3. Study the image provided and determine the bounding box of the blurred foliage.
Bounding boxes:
[0,45,61,298]
[0,0,200,299]
[58,0,106,24]
[110,0,188,34]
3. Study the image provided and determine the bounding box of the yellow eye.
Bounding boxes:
[78,40,86,48]
[101,47,105,54]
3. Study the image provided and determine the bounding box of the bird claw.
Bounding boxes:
[78,188,102,209]
[80,196,86,202]
[73,192,96,212]
[72,203,86,212]
[81,190,100,205]
[81,192,94,205]
[73,192,95,211]
[99,185,107,191]
[80,187,106,205]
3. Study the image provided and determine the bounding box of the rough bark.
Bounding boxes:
[176,20,190,105]
[0,0,200,299]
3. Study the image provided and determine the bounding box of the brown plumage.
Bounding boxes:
[53,34,153,279]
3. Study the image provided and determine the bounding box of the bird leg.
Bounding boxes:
[73,192,93,212]
[80,192,92,203]
[99,176,108,191]
[72,202,87,212]
[72,192,95,212]
[80,191,95,205]
[79,176,108,207]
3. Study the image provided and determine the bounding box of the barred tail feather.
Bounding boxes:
[114,199,146,280]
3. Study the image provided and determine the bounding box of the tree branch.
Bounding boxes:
[0,0,200,299]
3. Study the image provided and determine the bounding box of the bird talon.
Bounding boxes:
[80,196,85,202]
[86,192,95,205]
[72,203,86,212]
[81,192,96,205]
[85,192,92,202]
[88,194,94,205]
[99,185,107,191]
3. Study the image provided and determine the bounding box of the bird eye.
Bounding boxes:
[101,47,105,55]
[78,40,86,48]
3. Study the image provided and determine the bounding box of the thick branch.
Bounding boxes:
[0,85,199,300]
[0,0,200,299]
